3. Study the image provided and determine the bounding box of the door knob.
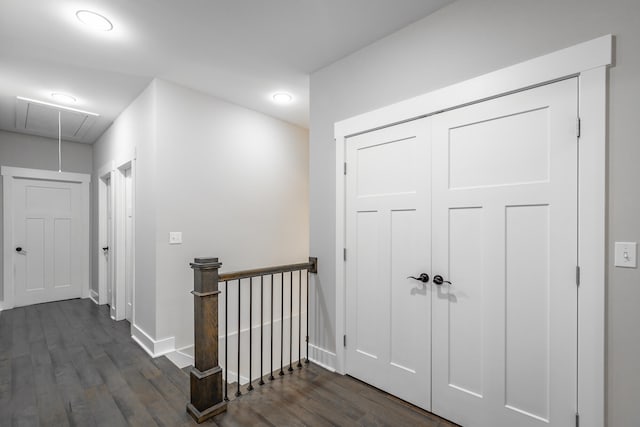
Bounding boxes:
[433,275,452,285]
[16,247,22,253]
[408,273,430,283]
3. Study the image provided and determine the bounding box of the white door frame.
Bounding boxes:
[97,161,115,306]
[334,35,611,427]
[115,159,135,323]
[1,166,91,310]
[96,158,136,322]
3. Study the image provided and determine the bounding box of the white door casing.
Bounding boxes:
[97,159,136,323]
[345,119,431,409]
[97,162,114,306]
[113,160,135,322]
[431,78,578,426]
[106,175,115,316]
[122,164,134,322]
[334,35,611,427]
[1,167,90,310]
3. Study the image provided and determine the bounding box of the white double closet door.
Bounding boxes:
[345,78,578,427]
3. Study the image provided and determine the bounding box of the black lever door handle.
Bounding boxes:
[433,275,452,285]
[102,247,109,251]
[408,273,430,283]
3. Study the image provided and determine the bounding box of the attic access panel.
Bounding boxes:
[15,97,98,140]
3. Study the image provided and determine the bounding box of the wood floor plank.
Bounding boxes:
[109,383,158,427]
[85,383,128,427]
[69,345,105,389]
[36,303,64,351]
[33,363,69,427]
[24,305,44,343]
[11,354,38,426]
[0,299,459,427]
[93,352,129,393]
[11,308,30,358]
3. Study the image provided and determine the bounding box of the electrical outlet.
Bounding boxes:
[169,232,182,245]
[614,242,637,268]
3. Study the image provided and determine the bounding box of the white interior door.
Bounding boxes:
[124,166,134,322]
[345,118,431,409]
[12,177,83,306]
[431,78,579,427]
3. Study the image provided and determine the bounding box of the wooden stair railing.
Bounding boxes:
[187,257,318,423]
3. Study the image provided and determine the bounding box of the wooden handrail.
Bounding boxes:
[219,257,317,281]
[188,256,317,423]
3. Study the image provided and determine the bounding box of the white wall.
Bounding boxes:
[93,78,309,354]
[0,130,92,301]
[309,0,640,425]
[154,79,309,350]
[93,82,157,337]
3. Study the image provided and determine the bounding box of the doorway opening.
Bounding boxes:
[97,160,135,322]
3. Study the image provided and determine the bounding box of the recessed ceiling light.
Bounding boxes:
[76,10,113,31]
[272,92,293,104]
[51,92,77,104]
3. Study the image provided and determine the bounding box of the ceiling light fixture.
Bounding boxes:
[51,92,77,104]
[76,10,113,31]
[272,92,293,104]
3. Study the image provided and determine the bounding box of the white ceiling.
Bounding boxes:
[0,0,454,143]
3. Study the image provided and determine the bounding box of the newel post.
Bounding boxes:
[187,257,227,423]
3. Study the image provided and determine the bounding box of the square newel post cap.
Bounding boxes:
[190,257,222,270]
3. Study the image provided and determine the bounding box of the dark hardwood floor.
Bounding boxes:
[0,298,456,426]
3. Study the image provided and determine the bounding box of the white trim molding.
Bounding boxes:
[308,344,337,372]
[165,346,194,369]
[1,166,91,311]
[334,35,611,427]
[131,323,175,358]
[96,161,115,306]
[90,289,100,305]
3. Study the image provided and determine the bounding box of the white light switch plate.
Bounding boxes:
[169,232,182,245]
[614,242,637,268]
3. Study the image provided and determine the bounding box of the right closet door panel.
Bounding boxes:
[431,78,579,427]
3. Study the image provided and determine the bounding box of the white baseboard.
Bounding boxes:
[225,369,250,385]
[160,317,337,381]
[131,323,175,358]
[308,344,337,372]
[165,346,194,368]
[89,290,99,305]
[82,285,91,299]
[164,345,250,385]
